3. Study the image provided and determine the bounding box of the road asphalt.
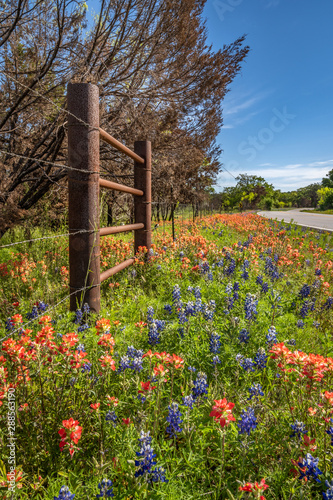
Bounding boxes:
[257,209,333,232]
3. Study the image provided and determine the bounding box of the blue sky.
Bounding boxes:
[203,0,333,191]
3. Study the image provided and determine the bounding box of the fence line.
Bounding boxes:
[67,82,151,313]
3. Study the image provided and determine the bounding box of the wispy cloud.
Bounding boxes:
[264,0,280,8]
[216,159,333,191]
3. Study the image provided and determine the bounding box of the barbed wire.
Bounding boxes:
[0,228,97,249]
[0,149,99,176]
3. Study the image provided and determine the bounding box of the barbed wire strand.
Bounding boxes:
[0,149,99,176]
[0,229,97,249]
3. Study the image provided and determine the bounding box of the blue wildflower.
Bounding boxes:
[209,333,221,354]
[266,326,278,345]
[326,419,333,446]
[164,304,172,314]
[182,395,194,409]
[238,407,257,435]
[96,479,114,498]
[248,383,264,400]
[297,320,305,329]
[299,284,311,299]
[212,355,221,365]
[290,420,307,439]
[238,328,250,344]
[323,479,333,500]
[244,293,258,322]
[150,467,168,483]
[135,431,156,477]
[147,306,155,322]
[54,486,75,500]
[74,309,83,325]
[192,372,208,400]
[81,362,92,373]
[240,358,255,372]
[166,402,183,437]
[254,348,267,370]
[105,411,117,427]
[297,454,322,483]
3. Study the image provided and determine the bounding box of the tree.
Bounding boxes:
[322,169,333,189]
[0,0,249,236]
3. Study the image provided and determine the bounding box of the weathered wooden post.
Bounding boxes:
[67,83,100,312]
[134,141,152,252]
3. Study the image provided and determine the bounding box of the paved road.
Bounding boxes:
[258,209,333,232]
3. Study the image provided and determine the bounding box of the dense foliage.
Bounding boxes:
[1,214,333,499]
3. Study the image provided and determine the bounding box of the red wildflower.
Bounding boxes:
[138,381,157,393]
[210,398,235,428]
[90,403,100,410]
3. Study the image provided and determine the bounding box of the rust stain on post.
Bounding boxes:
[134,141,152,253]
[68,83,100,312]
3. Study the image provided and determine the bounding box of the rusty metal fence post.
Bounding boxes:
[134,141,152,252]
[67,83,100,312]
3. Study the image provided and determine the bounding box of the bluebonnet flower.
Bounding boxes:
[118,355,131,372]
[209,333,221,354]
[241,269,249,280]
[238,407,257,435]
[323,297,333,311]
[212,356,221,365]
[147,306,155,322]
[297,320,305,329]
[323,479,333,500]
[235,354,244,365]
[194,299,203,314]
[138,394,146,403]
[299,284,311,299]
[148,322,160,345]
[233,282,240,291]
[135,431,156,477]
[266,326,278,345]
[178,327,184,338]
[131,269,137,278]
[240,358,255,372]
[182,395,194,409]
[96,479,114,498]
[187,366,196,373]
[192,372,208,400]
[194,286,201,299]
[74,309,83,325]
[81,362,92,373]
[105,411,117,427]
[172,285,182,308]
[224,258,236,276]
[313,321,320,328]
[248,383,264,400]
[238,328,250,344]
[207,272,213,281]
[69,377,77,386]
[131,357,143,372]
[150,467,168,483]
[326,419,333,446]
[178,310,188,325]
[76,343,86,353]
[254,348,267,370]
[164,304,172,314]
[199,261,210,275]
[179,251,184,259]
[261,282,269,293]
[184,302,196,317]
[54,486,75,500]
[244,293,258,322]
[315,268,322,276]
[225,283,233,295]
[300,300,314,319]
[37,301,48,312]
[166,403,183,437]
[5,318,14,331]
[256,275,263,285]
[297,454,322,483]
[82,303,90,314]
[290,420,307,439]
[264,257,280,281]
[78,323,90,333]
[187,286,194,293]
[26,306,38,320]
[216,258,224,267]
[287,339,296,346]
